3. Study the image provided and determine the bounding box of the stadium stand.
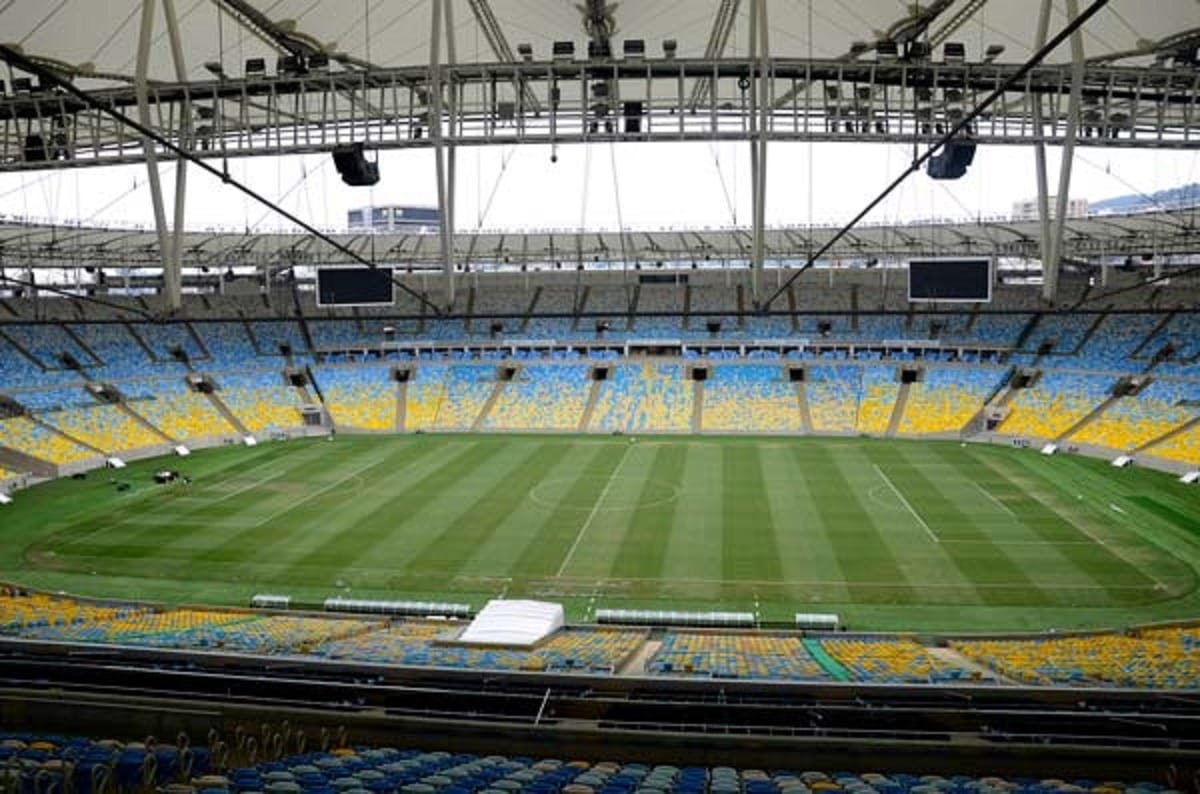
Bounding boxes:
[316,624,644,672]
[1070,379,1200,452]
[427,365,495,429]
[816,636,977,684]
[1,323,93,368]
[216,371,303,434]
[806,365,861,434]
[2,732,1181,794]
[645,632,829,681]
[41,403,163,454]
[700,365,802,433]
[319,366,396,431]
[248,321,310,356]
[192,321,260,365]
[129,321,204,362]
[854,366,899,435]
[483,365,590,431]
[127,378,237,441]
[67,322,154,377]
[897,367,1005,436]
[1145,423,1200,465]
[0,415,96,464]
[952,627,1200,688]
[1000,373,1115,440]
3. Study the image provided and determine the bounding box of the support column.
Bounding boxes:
[134,0,177,312]
[161,0,190,313]
[748,0,769,305]
[430,0,457,307]
[1046,0,1085,304]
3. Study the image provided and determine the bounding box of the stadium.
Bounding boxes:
[1,0,1200,788]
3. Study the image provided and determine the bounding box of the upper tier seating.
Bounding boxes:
[2,323,95,369]
[700,365,802,433]
[129,322,205,361]
[1042,314,1162,371]
[67,322,154,377]
[1024,314,1097,356]
[248,321,309,356]
[192,321,259,364]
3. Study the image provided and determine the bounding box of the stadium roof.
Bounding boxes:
[2,0,1197,88]
[2,207,1195,271]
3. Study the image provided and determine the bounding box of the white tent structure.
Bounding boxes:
[457,599,565,647]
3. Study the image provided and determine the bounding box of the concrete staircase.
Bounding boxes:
[1135,413,1200,457]
[691,379,705,433]
[0,446,56,478]
[885,381,913,438]
[795,381,813,434]
[117,400,175,445]
[203,390,250,437]
[1058,393,1121,444]
[395,381,408,432]
[579,378,603,432]
[472,374,513,431]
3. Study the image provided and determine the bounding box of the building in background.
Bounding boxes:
[1011,196,1089,221]
[347,205,441,233]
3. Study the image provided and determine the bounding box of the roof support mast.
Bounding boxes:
[748,0,769,304]
[431,0,458,308]
[135,0,190,313]
[1034,0,1086,304]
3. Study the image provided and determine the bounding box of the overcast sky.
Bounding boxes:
[0,142,1195,234]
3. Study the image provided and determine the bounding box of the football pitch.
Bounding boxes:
[6,434,1200,631]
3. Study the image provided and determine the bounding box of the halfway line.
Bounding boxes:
[556,442,638,576]
[873,463,939,543]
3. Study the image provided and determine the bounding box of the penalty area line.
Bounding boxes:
[873,463,940,543]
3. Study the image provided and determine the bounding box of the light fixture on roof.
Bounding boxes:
[623,39,645,60]
[849,41,870,56]
[517,43,533,62]
[552,41,575,62]
[203,61,226,79]
[662,39,677,59]
[876,40,899,61]
[244,57,267,77]
[984,44,1005,63]
[942,42,965,63]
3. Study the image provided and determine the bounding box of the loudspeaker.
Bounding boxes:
[927,139,976,180]
[23,134,47,163]
[332,142,380,187]
[706,320,721,334]
[623,101,643,134]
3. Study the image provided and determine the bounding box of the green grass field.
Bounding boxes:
[5,433,1200,631]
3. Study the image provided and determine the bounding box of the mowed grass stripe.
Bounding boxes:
[867,445,1043,606]
[949,445,1160,603]
[403,440,576,577]
[795,444,915,603]
[60,442,353,562]
[182,442,419,566]
[720,444,782,584]
[504,442,629,578]
[986,448,1177,585]
[52,442,329,554]
[610,442,688,579]
[281,439,510,580]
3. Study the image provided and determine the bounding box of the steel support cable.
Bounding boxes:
[760,0,1111,311]
[0,44,444,316]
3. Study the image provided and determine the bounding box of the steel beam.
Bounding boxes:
[430,0,456,306]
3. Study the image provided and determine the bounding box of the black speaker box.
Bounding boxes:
[332,143,380,187]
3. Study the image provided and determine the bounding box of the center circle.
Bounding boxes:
[529,477,680,512]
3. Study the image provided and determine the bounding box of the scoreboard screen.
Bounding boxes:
[316,267,395,307]
[908,258,992,302]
